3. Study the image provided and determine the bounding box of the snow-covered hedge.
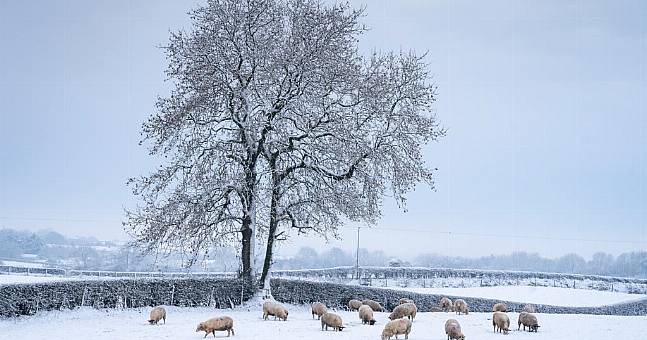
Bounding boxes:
[0,278,254,317]
[271,279,647,316]
[273,267,647,294]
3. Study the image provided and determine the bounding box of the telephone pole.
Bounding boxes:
[355,226,360,279]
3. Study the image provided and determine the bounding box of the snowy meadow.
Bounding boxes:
[0,303,645,340]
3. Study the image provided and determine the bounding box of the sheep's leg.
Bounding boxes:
[231,328,235,336]
[212,330,216,338]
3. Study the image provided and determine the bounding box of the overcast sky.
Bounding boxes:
[0,0,645,260]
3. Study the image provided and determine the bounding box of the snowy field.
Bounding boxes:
[0,303,645,340]
[389,285,647,307]
[0,274,80,284]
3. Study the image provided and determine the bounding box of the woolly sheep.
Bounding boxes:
[439,297,453,312]
[196,316,235,338]
[311,302,328,320]
[362,299,385,312]
[522,304,535,313]
[453,299,469,315]
[148,306,166,325]
[518,312,540,332]
[492,312,510,334]
[399,298,414,305]
[381,318,412,340]
[321,312,345,331]
[348,299,363,311]
[263,301,289,321]
[388,302,417,321]
[444,319,465,340]
[359,305,377,325]
[492,303,507,313]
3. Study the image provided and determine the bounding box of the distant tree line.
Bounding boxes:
[273,246,647,278]
[0,228,237,272]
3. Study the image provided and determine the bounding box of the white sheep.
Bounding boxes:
[348,299,363,311]
[444,319,465,340]
[196,316,234,337]
[359,305,376,325]
[321,312,345,331]
[362,299,385,312]
[381,318,412,340]
[492,312,510,334]
[492,303,507,313]
[522,304,535,313]
[148,306,166,325]
[388,302,417,321]
[518,312,540,332]
[311,302,327,320]
[439,297,453,312]
[262,301,288,321]
[399,298,414,305]
[453,299,469,315]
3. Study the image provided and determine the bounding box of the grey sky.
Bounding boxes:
[0,0,645,259]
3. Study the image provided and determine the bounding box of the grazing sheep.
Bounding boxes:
[453,299,469,315]
[362,299,385,312]
[359,305,377,325]
[440,297,453,312]
[388,302,417,321]
[444,319,465,340]
[348,299,363,311]
[492,312,510,334]
[381,318,412,340]
[321,312,345,331]
[518,312,540,332]
[311,302,328,320]
[399,298,414,305]
[148,306,166,325]
[263,301,289,321]
[522,304,535,313]
[196,316,235,338]
[492,303,507,313]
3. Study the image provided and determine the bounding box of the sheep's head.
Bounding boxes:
[196,323,205,332]
[338,326,345,331]
[381,329,393,340]
[369,319,376,325]
[147,319,156,325]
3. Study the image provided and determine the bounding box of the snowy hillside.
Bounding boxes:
[0,303,644,340]
[387,285,646,307]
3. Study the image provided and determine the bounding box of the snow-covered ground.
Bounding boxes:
[389,285,647,307]
[0,303,644,340]
[0,274,79,284]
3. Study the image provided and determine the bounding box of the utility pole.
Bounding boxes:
[355,226,360,279]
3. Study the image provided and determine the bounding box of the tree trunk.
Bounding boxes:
[240,217,253,282]
[260,168,280,287]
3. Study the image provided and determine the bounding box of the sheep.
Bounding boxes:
[439,297,453,312]
[492,312,510,334]
[359,305,377,325]
[453,299,469,315]
[518,312,540,332]
[381,318,412,340]
[399,298,414,305]
[522,304,535,313]
[148,306,166,325]
[311,302,327,320]
[492,303,507,313]
[348,299,363,311]
[444,319,465,340]
[388,302,417,322]
[362,299,385,312]
[263,301,289,321]
[321,312,345,331]
[196,316,235,338]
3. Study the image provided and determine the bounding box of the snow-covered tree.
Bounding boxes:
[125,0,443,286]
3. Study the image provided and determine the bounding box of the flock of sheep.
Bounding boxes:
[146,296,541,339]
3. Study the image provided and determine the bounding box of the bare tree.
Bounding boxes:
[258,51,443,287]
[125,0,443,287]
